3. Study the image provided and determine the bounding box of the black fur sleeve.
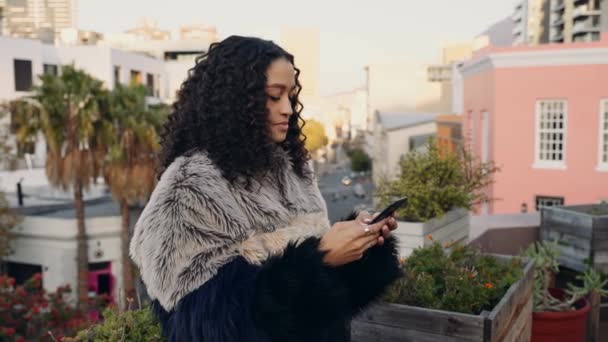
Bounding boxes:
[253,237,350,341]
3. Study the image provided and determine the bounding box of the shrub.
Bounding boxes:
[68,306,162,342]
[349,149,371,172]
[384,241,523,314]
[376,140,499,222]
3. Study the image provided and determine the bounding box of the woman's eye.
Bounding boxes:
[269,95,281,102]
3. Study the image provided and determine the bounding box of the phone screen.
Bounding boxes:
[370,197,407,224]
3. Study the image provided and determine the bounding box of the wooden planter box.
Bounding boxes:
[351,258,534,342]
[540,204,608,273]
[394,208,470,257]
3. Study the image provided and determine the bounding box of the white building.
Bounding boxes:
[100,35,211,102]
[0,36,165,167]
[371,112,438,185]
[320,87,368,142]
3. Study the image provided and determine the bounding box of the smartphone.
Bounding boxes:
[369,197,408,224]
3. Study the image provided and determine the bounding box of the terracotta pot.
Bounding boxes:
[531,288,590,342]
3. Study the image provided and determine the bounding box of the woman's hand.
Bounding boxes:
[319,212,390,267]
[360,212,398,246]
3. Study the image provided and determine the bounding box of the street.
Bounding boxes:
[317,164,374,223]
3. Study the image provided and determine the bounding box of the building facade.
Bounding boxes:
[1,0,77,42]
[462,34,608,214]
[372,112,438,184]
[0,36,165,167]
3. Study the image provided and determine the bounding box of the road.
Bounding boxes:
[317,164,374,223]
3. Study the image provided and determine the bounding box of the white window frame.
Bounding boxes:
[598,99,608,172]
[535,195,565,211]
[533,99,567,170]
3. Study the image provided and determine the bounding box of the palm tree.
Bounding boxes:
[12,65,109,312]
[103,84,164,308]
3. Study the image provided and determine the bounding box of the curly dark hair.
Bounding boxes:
[158,35,310,183]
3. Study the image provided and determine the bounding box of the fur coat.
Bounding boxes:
[130,148,401,342]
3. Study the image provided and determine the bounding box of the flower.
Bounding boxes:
[426,235,433,241]
[399,257,407,265]
[484,282,494,289]
[443,241,452,248]
[3,327,15,336]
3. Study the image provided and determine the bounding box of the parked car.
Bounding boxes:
[353,183,365,198]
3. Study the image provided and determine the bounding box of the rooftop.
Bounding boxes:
[376,112,438,132]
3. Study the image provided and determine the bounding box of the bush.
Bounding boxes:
[0,273,111,341]
[349,149,371,172]
[384,241,523,314]
[68,306,162,342]
[376,140,499,222]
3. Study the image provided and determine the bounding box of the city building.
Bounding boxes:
[461,33,608,214]
[550,0,608,43]
[101,20,215,102]
[0,0,77,43]
[436,114,463,154]
[0,167,140,307]
[421,43,473,114]
[125,18,171,41]
[0,36,165,167]
[180,23,218,41]
[513,0,551,45]
[320,87,368,142]
[371,112,438,184]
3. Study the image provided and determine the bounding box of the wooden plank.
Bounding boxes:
[542,208,593,228]
[593,217,608,232]
[499,295,533,342]
[423,209,469,235]
[540,221,593,239]
[396,214,469,249]
[487,260,534,342]
[425,216,469,247]
[354,303,484,340]
[351,320,481,342]
[541,229,591,251]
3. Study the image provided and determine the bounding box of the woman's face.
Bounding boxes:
[265,58,297,143]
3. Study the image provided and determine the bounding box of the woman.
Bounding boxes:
[130,36,401,342]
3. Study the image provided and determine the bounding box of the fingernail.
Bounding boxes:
[364,218,372,223]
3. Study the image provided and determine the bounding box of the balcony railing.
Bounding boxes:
[553,0,565,12]
[572,20,601,35]
[572,4,601,19]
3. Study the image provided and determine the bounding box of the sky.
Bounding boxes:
[78,0,516,94]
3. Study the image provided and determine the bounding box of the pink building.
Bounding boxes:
[461,33,608,214]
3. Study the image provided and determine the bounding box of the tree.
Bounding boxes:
[0,108,22,273]
[350,149,372,172]
[11,65,109,312]
[103,84,165,308]
[302,119,328,153]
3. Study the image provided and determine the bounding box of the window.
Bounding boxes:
[599,100,608,170]
[43,63,58,76]
[13,59,32,91]
[113,66,121,87]
[535,196,564,211]
[130,70,141,85]
[534,100,567,169]
[146,73,154,96]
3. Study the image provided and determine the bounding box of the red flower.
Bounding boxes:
[16,287,26,297]
[484,282,494,289]
[31,305,40,314]
[16,337,26,342]
[8,278,15,287]
[3,327,16,336]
